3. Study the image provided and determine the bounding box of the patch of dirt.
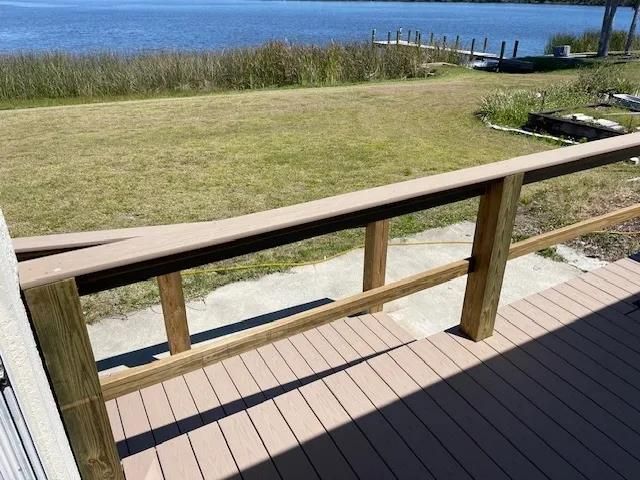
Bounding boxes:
[514,190,640,263]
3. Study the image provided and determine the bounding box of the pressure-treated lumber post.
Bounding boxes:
[363,219,390,313]
[460,173,523,341]
[23,279,124,480]
[157,272,191,355]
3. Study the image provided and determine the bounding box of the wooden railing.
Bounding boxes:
[15,133,640,479]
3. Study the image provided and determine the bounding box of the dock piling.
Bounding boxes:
[407,29,412,44]
[417,31,422,48]
[387,31,391,45]
[396,29,400,45]
[443,35,447,49]
[371,29,376,45]
[483,37,488,53]
[512,40,519,58]
[429,32,434,46]
[470,38,476,63]
[455,35,460,50]
[498,41,506,72]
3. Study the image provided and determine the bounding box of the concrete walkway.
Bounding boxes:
[89,222,605,369]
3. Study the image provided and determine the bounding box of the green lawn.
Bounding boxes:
[2,66,638,320]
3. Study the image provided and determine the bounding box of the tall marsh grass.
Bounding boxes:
[0,41,459,101]
[544,30,640,54]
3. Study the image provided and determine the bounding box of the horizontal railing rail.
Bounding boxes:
[18,133,640,294]
[16,133,640,480]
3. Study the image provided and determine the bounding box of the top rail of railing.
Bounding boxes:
[17,133,640,294]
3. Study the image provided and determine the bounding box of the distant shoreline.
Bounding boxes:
[304,1,629,6]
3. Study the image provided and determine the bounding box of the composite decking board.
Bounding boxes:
[302,328,348,370]
[299,324,434,479]
[111,275,640,479]
[257,344,301,392]
[361,315,404,348]
[298,380,396,479]
[323,370,434,479]
[495,316,640,475]
[372,312,416,344]
[183,369,225,424]
[551,283,640,333]
[272,390,357,480]
[568,277,636,314]
[330,319,377,358]
[163,376,203,434]
[117,391,156,455]
[263,324,401,478]
[122,449,164,480]
[217,411,281,480]
[541,287,640,343]
[579,272,638,306]
[496,310,640,437]
[526,294,640,356]
[156,436,203,480]
[221,356,265,409]
[409,339,560,480]
[607,261,640,285]
[376,348,510,480]
[343,316,389,352]
[517,296,640,390]
[510,300,640,387]
[287,332,333,377]
[106,400,128,458]
[203,362,246,416]
[438,330,622,480]
[316,323,361,363]
[487,326,637,478]
[246,400,319,480]
[139,383,180,444]
[447,329,624,480]
[591,266,640,299]
[188,423,241,480]
[181,372,241,480]
[345,361,472,480]
[618,258,640,277]
[272,339,318,384]
[240,349,285,400]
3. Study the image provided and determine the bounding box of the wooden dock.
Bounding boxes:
[109,256,640,479]
[373,39,501,60]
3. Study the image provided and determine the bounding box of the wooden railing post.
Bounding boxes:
[460,173,523,341]
[157,272,191,355]
[363,219,390,313]
[23,279,124,480]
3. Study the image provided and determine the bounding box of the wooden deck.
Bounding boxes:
[107,256,640,480]
[373,40,501,59]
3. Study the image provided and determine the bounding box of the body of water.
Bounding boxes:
[0,0,635,56]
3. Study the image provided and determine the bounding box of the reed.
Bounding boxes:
[544,30,640,54]
[0,41,461,101]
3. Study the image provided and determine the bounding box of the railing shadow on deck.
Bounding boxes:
[96,298,334,372]
[119,287,640,480]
